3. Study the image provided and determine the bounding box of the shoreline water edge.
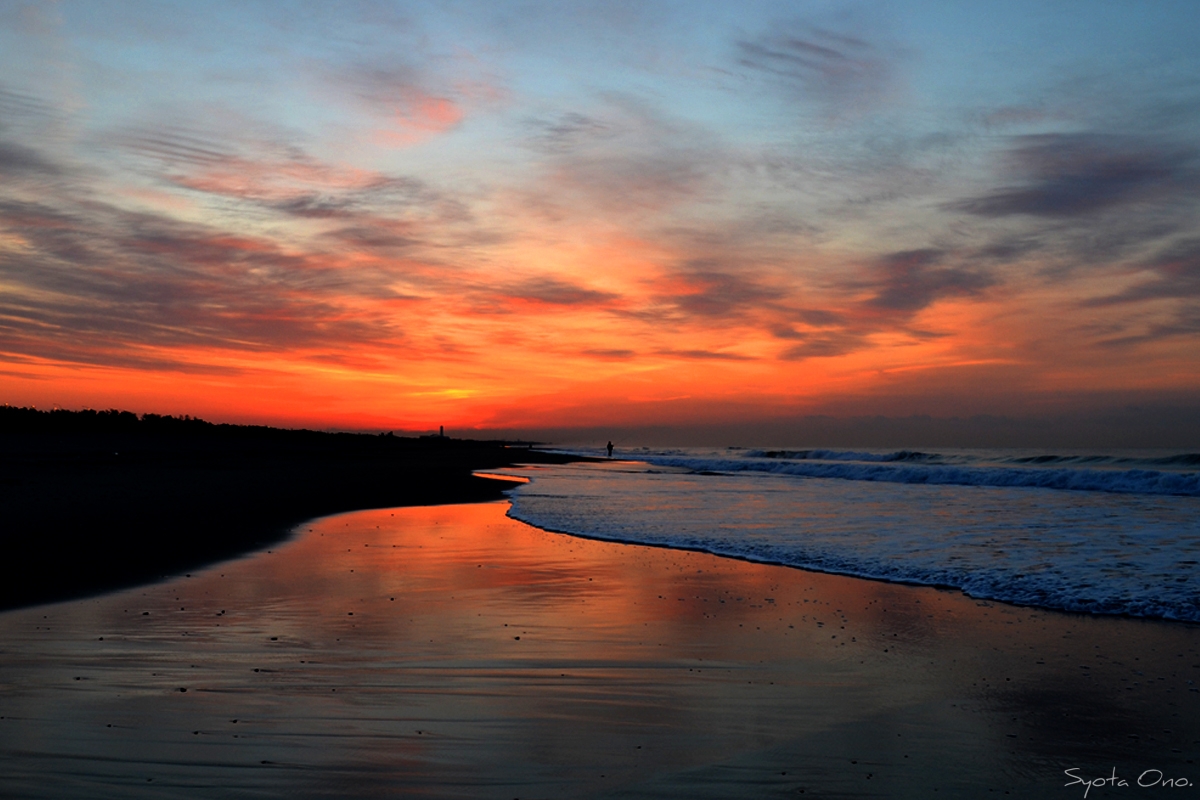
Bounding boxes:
[501,447,1200,624]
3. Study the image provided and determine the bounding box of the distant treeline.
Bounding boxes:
[0,404,398,442]
[1,405,220,433]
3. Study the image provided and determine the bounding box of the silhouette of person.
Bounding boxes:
[606,441,614,458]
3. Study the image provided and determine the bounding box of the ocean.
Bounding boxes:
[498,446,1200,622]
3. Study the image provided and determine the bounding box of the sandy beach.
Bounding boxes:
[0,421,582,611]
[1,498,1197,798]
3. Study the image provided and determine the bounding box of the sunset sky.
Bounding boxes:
[2,1,1198,436]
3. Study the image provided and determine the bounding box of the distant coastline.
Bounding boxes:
[0,406,586,611]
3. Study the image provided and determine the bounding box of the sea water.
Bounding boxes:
[500,447,1200,622]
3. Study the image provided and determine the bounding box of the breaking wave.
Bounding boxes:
[648,452,1200,497]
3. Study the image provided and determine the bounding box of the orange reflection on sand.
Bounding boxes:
[3,500,1199,797]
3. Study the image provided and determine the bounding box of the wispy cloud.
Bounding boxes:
[655,265,781,321]
[0,194,406,369]
[581,348,635,360]
[111,125,407,203]
[332,64,468,147]
[522,98,723,217]
[0,84,60,122]
[1085,238,1200,306]
[102,122,484,266]
[504,277,619,307]
[0,84,70,183]
[862,249,995,313]
[0,140,61,178]
[525,112,615,155]
[778,332,865,361]
[736,25,900,116]
[654,348,756,361]
[977,106,1051,130]
[952,134,1198,219]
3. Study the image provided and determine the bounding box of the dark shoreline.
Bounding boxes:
[1,409,588,611]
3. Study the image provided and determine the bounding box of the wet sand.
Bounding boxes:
[0,427,581,610]
[1,500,1198,798]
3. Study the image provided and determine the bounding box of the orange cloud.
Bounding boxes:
[374,88,463,147]
[170,156,390,204]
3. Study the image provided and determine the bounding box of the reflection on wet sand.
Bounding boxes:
[1,501,1198,798]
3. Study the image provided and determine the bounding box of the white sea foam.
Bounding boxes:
[651,452,1200,497]
[501,448,1200,622]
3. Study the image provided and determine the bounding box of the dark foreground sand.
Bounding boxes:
[0,427,580,610]
[1,500,1198,799]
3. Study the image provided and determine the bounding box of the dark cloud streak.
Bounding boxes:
[654,348,755,361]
[0,141,62,177]
[657,266,780,321]
[506,277,618,307]
[952,134,1198,219]
[864,249,994,312]
[1085,239,1200,306]
[736,25,897,114]
[779,333,864,361]
[525,112,614,155]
